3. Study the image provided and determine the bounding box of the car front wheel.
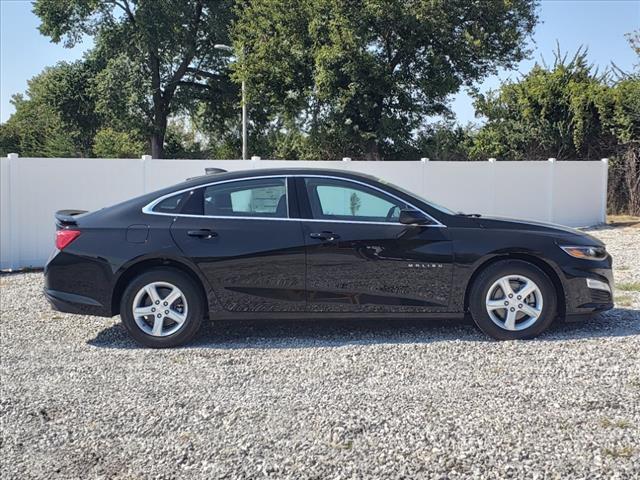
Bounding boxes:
[120,268,204,348]
[469,260,557,340]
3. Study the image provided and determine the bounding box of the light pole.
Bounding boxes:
[215,44,247,160]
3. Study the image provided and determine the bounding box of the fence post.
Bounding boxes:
[421,158,430,200]
[601,158,609,224]
[141,155,151,193]
[547,158,556,223]
[487,158,497,215]
[6,154,19,270]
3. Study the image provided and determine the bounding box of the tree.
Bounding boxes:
[603,78,640,215]
[233,0,538,160]
[0,61,99,157]
[603,33,640,215]
[470,49,615,161]
[34,0,234,158]
[470,43,639,215]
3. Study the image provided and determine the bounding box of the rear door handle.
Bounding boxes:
[187,229,217,239]
[309,231,340,242]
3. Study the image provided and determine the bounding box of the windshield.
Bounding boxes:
[378,178,458,216]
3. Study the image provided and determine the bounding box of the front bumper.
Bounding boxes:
[561,259,614,316]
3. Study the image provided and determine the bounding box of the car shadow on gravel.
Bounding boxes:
[87,308,640,350]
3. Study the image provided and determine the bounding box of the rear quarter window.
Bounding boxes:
[152,192,188,214]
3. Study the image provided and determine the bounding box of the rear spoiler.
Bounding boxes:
[186,167,228,181]
[55,210,88,227]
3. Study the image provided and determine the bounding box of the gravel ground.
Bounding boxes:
[1,226,639,479]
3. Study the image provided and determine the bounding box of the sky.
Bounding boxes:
[1,0,639,124]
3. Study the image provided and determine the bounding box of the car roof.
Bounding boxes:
[179,167,383,189]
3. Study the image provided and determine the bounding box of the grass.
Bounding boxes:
[614,295,634,307]
[607,215,640,227]
[617,282,640,292]
[603,446,634,459]
[329,440,354,450]
[600,418,632,429]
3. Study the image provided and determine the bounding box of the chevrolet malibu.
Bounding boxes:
[45,168,613,347]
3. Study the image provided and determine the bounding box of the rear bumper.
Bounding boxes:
[44,249,116,317]
[44,288,112,317]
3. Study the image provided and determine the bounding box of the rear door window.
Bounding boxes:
[203,178,288,218]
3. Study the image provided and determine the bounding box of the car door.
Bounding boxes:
[169,176,307,312]
[296,176,453,314]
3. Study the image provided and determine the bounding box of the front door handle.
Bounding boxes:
[187,229,217,239]
[310,231,340,242]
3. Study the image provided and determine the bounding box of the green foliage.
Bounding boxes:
[599,78,640,145]
[92,54,151,135]
[0,99,77,157]
[415,122,477,162]
[233,0,538,159]
[34,0,235,158]
[0,61,97,157]
[470,49,613,160]
[0,123,21,157]
[92,128,146,158]
[164,120,207,159]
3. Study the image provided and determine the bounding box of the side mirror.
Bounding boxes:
[399,209,431,225]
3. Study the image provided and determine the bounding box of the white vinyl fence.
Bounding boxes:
[0,155,608,270]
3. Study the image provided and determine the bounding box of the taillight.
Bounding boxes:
[56,230,81,250]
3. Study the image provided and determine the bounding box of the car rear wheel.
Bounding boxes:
[120,268,204,348]
[469,260,557,340]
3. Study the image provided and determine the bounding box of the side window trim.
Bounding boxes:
[142,174,445,227]
[143,175,291,221]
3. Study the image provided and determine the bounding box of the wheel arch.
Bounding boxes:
[463,253,566,318]
[111,257,211,316]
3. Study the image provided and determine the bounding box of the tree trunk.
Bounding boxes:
[364,95,384,160]
[364,138,382,160]
[150,134,164,159]
[150,106,168,159]
[625,145,640,216]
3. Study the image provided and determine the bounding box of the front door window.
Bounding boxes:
[304,178,408,223]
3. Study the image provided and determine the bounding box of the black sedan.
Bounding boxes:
[45,168,613,347]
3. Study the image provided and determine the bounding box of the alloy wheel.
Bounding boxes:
[132,281,188,337]
[485,274,543,331]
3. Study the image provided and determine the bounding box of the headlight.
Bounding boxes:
[560,245,607,260]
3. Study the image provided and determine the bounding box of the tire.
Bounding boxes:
[120,268,204,348]
[469,260,557,340]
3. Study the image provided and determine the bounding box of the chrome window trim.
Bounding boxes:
[141,174,446,228]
